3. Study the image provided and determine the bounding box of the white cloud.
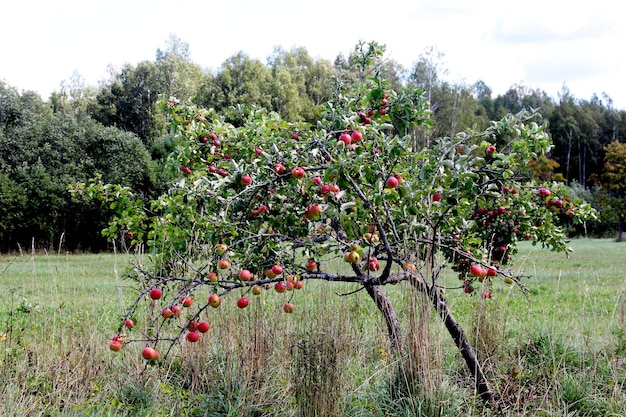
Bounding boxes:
[1,0,625,108]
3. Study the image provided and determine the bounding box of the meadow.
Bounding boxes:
[1,239,625,416]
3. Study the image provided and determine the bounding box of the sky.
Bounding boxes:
[2,0,625,109]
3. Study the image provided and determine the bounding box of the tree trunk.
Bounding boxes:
[364,283,404,355]
[618,217,624,242]
[409,276,494,403]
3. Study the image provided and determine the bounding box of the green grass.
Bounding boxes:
[1,240,625,416]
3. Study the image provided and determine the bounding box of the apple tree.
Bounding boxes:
[74,42,594,403]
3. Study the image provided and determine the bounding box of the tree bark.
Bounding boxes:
[364,283,404,355]
[409,276,494,403]
[618,217,624,242]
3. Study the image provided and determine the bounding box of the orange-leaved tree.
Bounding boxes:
[596,140,626,241]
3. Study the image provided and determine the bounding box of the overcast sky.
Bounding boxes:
[2,0,625,109]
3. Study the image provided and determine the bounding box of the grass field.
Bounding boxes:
[1,239,625,416]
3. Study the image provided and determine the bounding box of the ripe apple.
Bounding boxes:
[208,294,221,308]
[274,282,286,293]
[239,269,253,281]
[265,268,277,279]
[291,167,306,179]
[271,264,283,276]
[486,145,496,155]
[305,259,317,271]
[431,193,442,202]
[241,175,252,185]
[187,321,199,331]
[180,296,193,307]
[338,133,352,145]
[379,108,387,115]
[208,272,218,282]
[218,259,230,269]
[237,297,249,309]
[285,281,295,291]
[368,257,380,271]
[274,163,286,174]
[294,280,304,290]
[538,188,551,198]
[486,266,498,277]
[312,176,323,186]
[292,133,299,139]
[351,131,363,142]
[149,288,162,300]
[171,305,182,317]
[304,204,323,220]
[109,340,123,352]
[209,132,217,140]
[186,331,200,342]
[160,308,172,321]
[381,98,389,106]
[197,321,210,333]
[283,303,295,313]
[469,265,487,278]
[385,176,399,189]
[141,346,159,360]
[124,318,134,328]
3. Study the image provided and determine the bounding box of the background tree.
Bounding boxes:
[594,140,626,241]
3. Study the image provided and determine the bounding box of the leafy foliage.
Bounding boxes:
[77,45,595,372]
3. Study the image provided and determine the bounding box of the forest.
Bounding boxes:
[1,36,625,252]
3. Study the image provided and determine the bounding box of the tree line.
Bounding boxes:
[1,37,625,251]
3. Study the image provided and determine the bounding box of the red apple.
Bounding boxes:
[275,282,286,293]
[218,259,230,269]
[385,176,399,189]
[305,259,317,271]
[339,133,352,145]
[208,272,218,282]
[171,305,182,317]
[486,145,496,155]
[271,264,283,276]
[180,296,193,307]
[109,340,123,351]
[161,309,173,321]
[187,320,199,331]
[197,321,210,333]
[237,297,249,309]
[294,280,304,290]
[124,318,134,328]
[291,167,306,179]
[186,331,200,342]
[469,265,487,278]
[141,346,159,360]
[283,303,295,313]
[304,204,323,220]
[351,131,363,142]
[274,163,286,174]
[239,269,253,281]
[431,193,442,202]
[149,288,162,300]
[241,175,252,185]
